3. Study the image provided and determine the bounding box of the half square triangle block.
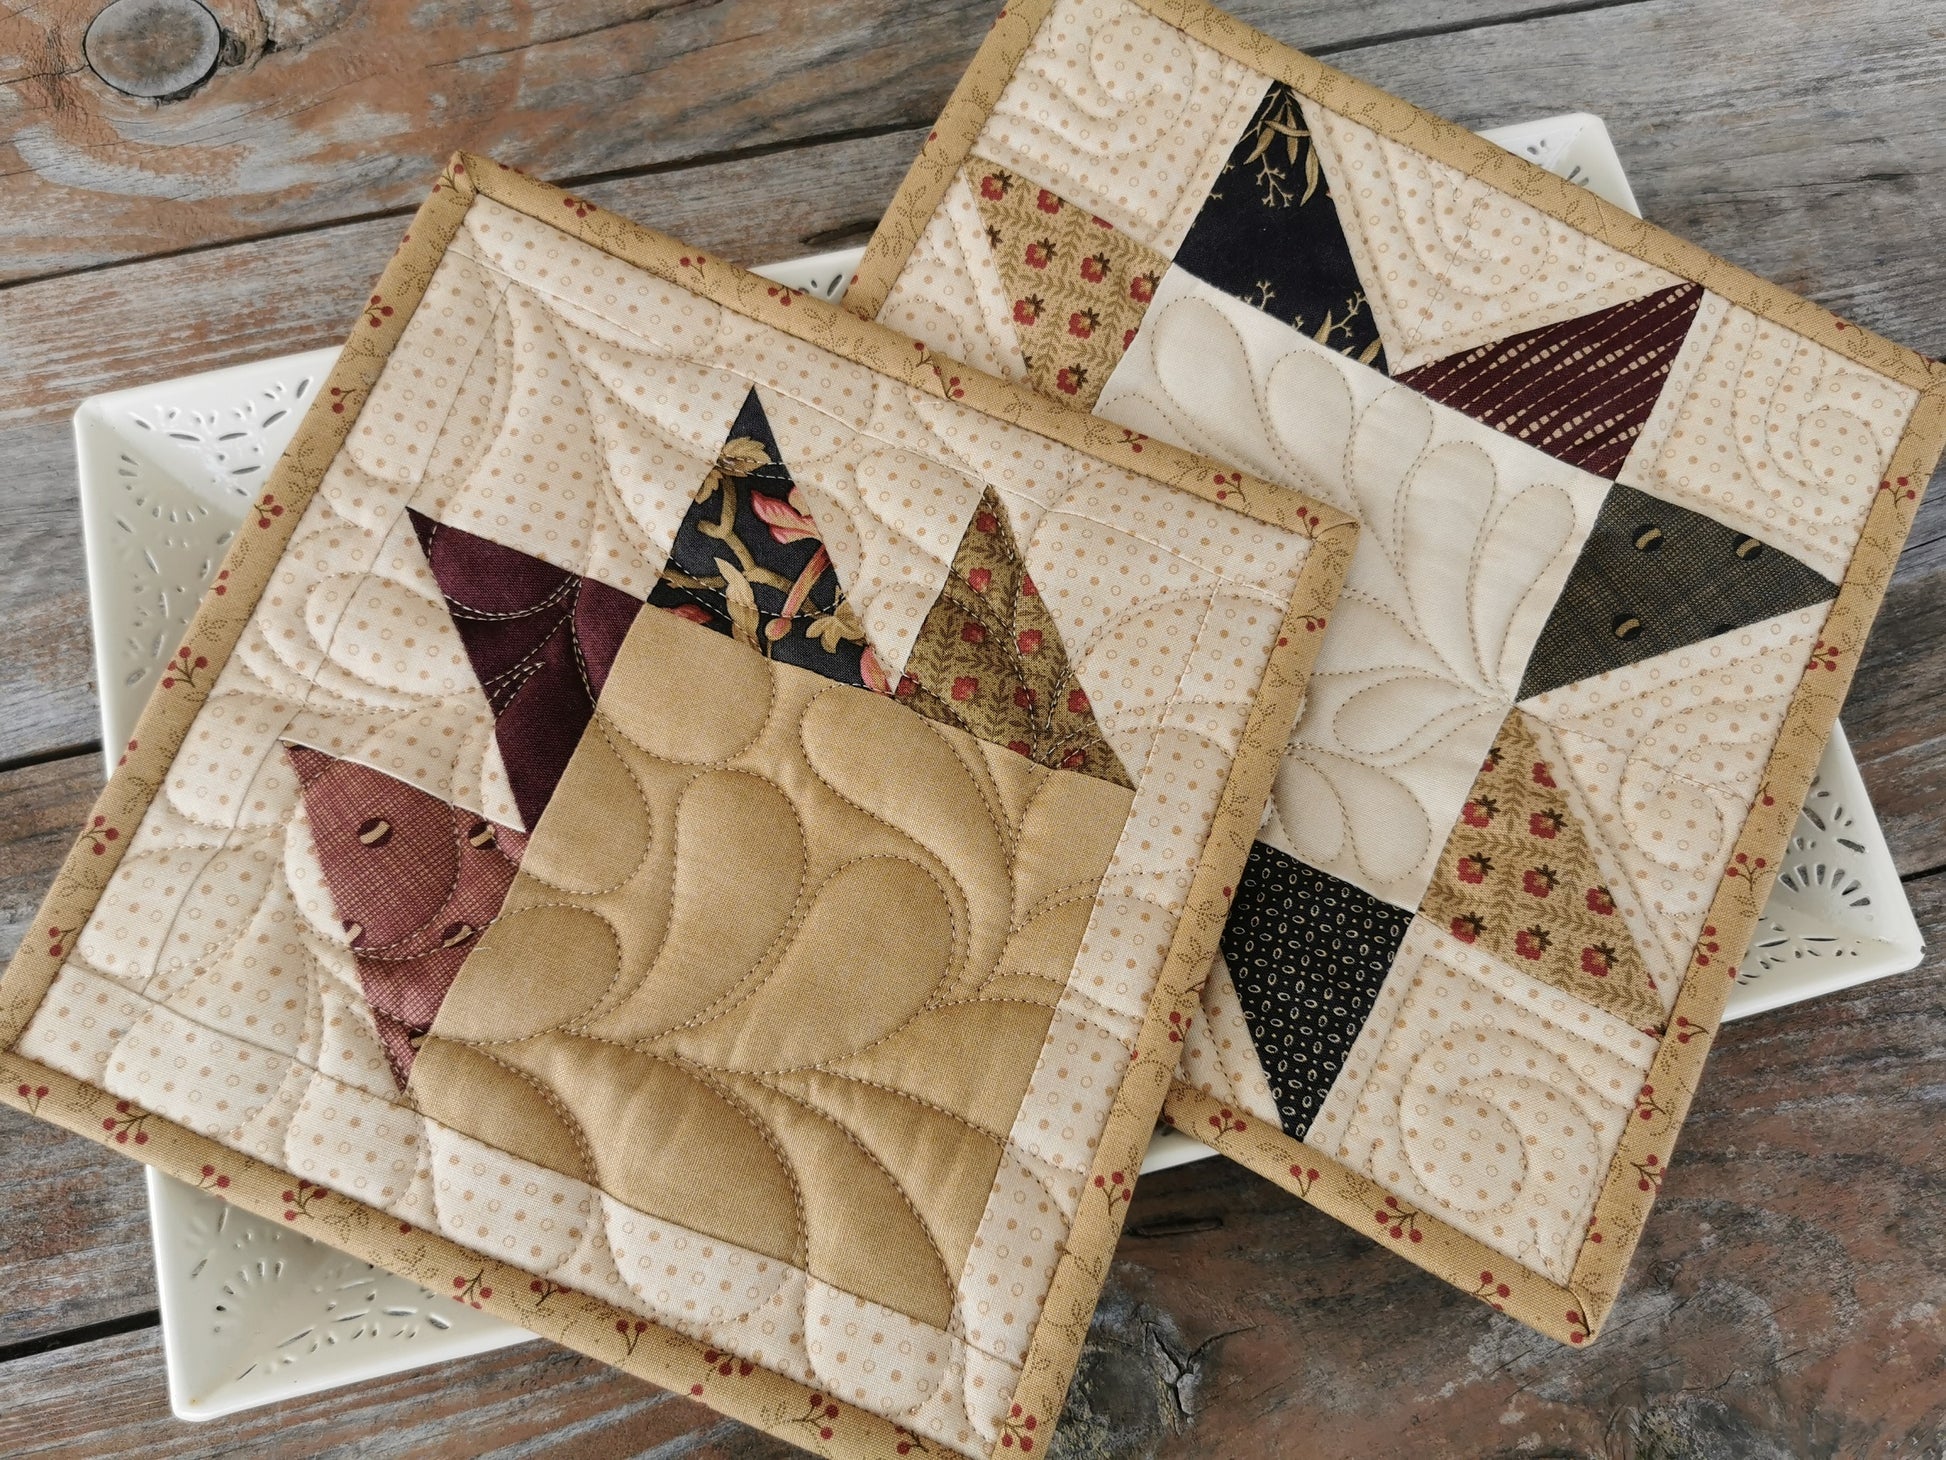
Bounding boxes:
[1172,82,1388,372]
[1398,284,1703,479]
[287,745,526,1088]
[1516,483,1838,702]
[1221,841,1413,1138]
[410,508,643,831]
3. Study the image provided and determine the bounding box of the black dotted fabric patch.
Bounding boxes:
[1220,841,1414,1139]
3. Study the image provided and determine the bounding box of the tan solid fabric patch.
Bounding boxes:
[0,156,1352,1460]
[847,0,1946,1345]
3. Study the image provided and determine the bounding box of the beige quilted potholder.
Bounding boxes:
[0,158,1355,1458]
[847,0,1946,1345]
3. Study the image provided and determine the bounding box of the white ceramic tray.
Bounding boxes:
[73,114,1919,1418]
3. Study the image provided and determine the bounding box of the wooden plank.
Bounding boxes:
[0,0,1587,282]
[2,0,1943,771]
[0,1325,799,1459]
[0,752,102,965]
[8,867,1946,1454]
[0,1105,153,1350]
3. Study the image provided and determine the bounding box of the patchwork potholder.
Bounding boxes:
[0,156,1355,1457]
[847,0,1946,1344]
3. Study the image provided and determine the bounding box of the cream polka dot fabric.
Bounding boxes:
[1618,292,1919,582]
[1310,913,1657,1283]
[977,0,1265,254]
[1303,100,1688,375]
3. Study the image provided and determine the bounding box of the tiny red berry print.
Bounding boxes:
[616,1317,649,1357]
[281,1178,328,1221]
[1374,1194,1424,1243]
[529,1278,567,1307]
[451,1270,494,1309]
[196,1163,231,1191]
[103,1099,150,1145]
[1093,1168,1134,1205]
[793,1392,841,1443]
[1207,1107,1247,1137]
[16,1082,50,1113]
[254,491,285,529]
[1287,1164,1320,1196]
[363,294,394,328]
[1471,1270,1512,1311]
[1000,1404,1039,1451]
[82,815,122,857]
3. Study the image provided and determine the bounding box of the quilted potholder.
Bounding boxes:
[0,157,1355,1457]
[847,0,1946,1344]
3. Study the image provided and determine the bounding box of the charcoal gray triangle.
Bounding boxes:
[1516,484,1839,702]
[1173,82,1388,371]
[1221,841,1412,1139]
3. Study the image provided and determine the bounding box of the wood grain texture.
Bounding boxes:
[2,0,1944,1452]
[5,869,1944,1454]
[0,1326,800,1459]
[0,0,1578,282]
[0,1103,153,1351]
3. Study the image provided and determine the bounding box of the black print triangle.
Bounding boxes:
[1221,841,1413,1138]
[646,387,884,691]
[1516,483,1839,702]
[1172,81,1388,372]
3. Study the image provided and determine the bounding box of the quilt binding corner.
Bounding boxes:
[844,0,1946,1345]
[0,154,1354,1458]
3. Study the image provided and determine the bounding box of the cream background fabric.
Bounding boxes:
[975,0,1265,255]
[1617,292,1919,583]
[1309,913,1657,1283]
[1096,270,1608,911]
[1303,98,1687,374]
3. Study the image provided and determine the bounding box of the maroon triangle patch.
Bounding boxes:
[287,746,527,1087]
[1397,283,1702,479]
[408,510,643,831]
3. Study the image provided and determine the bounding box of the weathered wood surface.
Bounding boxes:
[1,0,1943,1454]
[8,871,1946,1455]
[4,0,1945,773]
[0,0,1580,282]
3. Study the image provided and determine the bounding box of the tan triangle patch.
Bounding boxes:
[1421,707,1662,1028]
[965,157,1167,408]
[894,487,1133,788]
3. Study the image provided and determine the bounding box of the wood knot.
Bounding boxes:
[84,0,222,100]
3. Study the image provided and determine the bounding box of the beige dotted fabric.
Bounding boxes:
[1176,951,1282,1123]
[1096,270,1608,912]
[1617,292,1919,583]
[1311,913,1657,1283]
[1519,602,1828,1004]
[975,0,1266,255]
[878,172,1031,385]
[1303,98,1686,375]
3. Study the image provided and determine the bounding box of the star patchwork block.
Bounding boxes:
[849,0,1946,1344]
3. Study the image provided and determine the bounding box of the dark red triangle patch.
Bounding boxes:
[1397,282,1702,479]
[408,509,643,831]
[287,745,527,1088]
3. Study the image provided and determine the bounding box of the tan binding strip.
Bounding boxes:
[0,150,1355,1460]
[848,0,1946,1344]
